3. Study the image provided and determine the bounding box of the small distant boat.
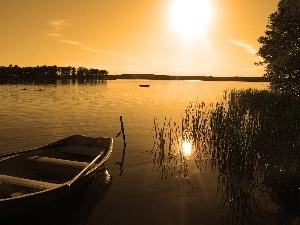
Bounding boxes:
[0,135,113,219]
[139,84,150,87]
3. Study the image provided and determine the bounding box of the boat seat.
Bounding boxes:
[0,174,59,189]
[28,156,89,168]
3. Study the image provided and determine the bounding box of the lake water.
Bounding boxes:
[1,80,285,225]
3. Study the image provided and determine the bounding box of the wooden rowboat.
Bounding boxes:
[0,135,113,219]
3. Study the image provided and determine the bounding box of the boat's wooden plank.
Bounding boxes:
[58,144,106,157]
[29,156,89,168]
[0,174,59,189]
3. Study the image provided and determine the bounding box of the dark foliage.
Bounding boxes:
[0,64,108,80]
[256,0,300,95]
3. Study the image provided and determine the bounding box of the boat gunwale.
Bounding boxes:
[68,137,113,186]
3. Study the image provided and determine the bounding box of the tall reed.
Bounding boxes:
[207,89,300,224]
[151,89,300,224]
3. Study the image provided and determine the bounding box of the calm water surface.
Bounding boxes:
[1,80,278,225]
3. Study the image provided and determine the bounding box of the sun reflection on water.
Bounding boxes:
[182,141,192,157]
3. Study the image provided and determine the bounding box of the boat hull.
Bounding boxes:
[0,135,113,219]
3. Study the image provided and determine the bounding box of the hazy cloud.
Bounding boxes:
[228,39,257,55]
[60,38,132,58]
[49,19,68,31]
[81,46,121,57]
[48,19,131,59]
[84,46,132,58]
[47,19,69,37]
[48,33,60,37]
[60,40,81,45]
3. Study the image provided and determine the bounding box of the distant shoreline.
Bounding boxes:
[0,66,268,82]
[107,74,269,82]
[0,74,269,83]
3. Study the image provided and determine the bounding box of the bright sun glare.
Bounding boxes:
[171,0,212,39]
[182,141,192,156]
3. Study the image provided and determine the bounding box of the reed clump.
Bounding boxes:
[151,89,300,224]
[207,89,300,224]
[209,89,300,179]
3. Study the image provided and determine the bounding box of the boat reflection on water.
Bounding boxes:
[1,166,112,225]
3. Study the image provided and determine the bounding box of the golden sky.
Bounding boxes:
[0,0,278,76]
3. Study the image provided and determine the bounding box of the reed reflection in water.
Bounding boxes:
[151,89,300,225]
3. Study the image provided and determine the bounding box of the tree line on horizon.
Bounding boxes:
[0,65,108,80]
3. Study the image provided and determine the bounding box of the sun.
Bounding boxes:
[170,0,212,39]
